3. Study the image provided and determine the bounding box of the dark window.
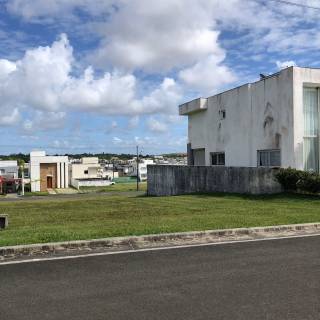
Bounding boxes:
[219,110,226,120]
[84,170,89,174]
[211,152,225,166]
[257,149,281,167]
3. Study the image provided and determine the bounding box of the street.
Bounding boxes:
[0,236,319,320]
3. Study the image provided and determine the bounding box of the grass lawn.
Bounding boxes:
[0,192,320,247]
[24,191,50,197]
[79,182,147,193]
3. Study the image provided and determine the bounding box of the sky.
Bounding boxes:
[0,0,320,155]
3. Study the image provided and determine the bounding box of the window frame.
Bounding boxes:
[257,149,281,168]
[211,152,225,166]
[303,87,320,172]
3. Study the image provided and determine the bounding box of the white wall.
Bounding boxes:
[187,67,296,167]
[292,67,320,169]
[70,163,101,180]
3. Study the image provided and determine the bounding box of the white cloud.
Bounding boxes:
[112,137,122,144]
[133,78,182,115]
[6,0,117,22]
[276,60,297,70]
[22,111,66,132]
[146,117,168,133]
[0,108,20,126]
[128,116,139,129]
[0,59,16,79]
[0,34,185,125]
[52,139,69,149]
[92,0,225,73]
[179,54,236,95]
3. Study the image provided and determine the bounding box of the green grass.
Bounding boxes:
[0,192,320,247]
[24,191,50,197]
[79,182,147,193]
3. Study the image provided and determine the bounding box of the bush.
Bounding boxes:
[296,174,320,193]
[275,168,304,191]
[275,168,320,194]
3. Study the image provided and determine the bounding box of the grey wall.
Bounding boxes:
[147,165,282,196]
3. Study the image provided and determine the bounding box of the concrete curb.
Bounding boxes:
[1,222,320,261]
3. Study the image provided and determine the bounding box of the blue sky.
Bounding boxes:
[0,0,320,155]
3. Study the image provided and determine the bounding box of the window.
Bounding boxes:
[257,149,281,167]
[303,87,319,172]
[219,109,226,120]
[84,170,88,174]
[211,152,225,166]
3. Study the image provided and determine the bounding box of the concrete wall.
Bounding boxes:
[186,67,296,168]
[71,178,113,189]
[147,165,282,196]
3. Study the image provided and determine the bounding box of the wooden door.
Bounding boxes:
[47,176,53,189]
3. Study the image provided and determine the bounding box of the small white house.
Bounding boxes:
[128,159,154,181]
[69,157,114,189]
[180,66,320,173]
[30,151,68,192]
[0,160,19,178]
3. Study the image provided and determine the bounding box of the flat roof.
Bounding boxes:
[179,65,320,107]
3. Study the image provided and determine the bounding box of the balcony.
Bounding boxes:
[179,98,208,115]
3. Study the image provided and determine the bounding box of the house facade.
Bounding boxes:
[70,157,101,181]
[30,151,69,192]
[0,160,19,178]
[179,66,320,172]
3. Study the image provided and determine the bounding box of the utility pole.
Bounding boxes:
[136,145,139,191]
[112,159,115,180]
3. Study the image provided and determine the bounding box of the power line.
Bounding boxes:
[267,0,320,10]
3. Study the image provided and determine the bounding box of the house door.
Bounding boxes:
[47,176,53,189]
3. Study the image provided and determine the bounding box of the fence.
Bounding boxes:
[147,165,282,196]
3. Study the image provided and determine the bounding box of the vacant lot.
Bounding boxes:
[1,191,320,247]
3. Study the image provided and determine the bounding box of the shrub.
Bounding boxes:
[296,174,320,193]
[275,168,304,191]
[275,168,320,194]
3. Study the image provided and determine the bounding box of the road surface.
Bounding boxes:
[0,236,319,320]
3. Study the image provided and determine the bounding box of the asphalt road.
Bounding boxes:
[0,236,319,320]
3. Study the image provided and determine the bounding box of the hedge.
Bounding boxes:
[275,168,320,193]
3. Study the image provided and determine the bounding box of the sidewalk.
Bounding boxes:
[1,222,319,263]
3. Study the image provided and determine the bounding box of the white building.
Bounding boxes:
[128,159,154,181]
[30,151,68,192]
[180,66,320,172]
[70,157,101,181]
[69,157,115,189]
[0,160,19,178]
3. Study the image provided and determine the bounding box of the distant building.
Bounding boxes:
[30,151,69,192]
[0,160,19,194]
[69,157,115,189]
[180,66,320,172]
[0,160,19,178]
[70,157,101,181]
[128,159,154,181]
